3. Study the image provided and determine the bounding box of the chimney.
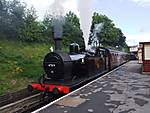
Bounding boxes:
[53,19,63,52]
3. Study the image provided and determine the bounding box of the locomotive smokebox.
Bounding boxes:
[53,18,64,52]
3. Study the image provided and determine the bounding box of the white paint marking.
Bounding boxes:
[32,63,126,113]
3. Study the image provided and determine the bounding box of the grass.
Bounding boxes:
[0,39,54,95]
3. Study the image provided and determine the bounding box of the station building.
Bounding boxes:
[139,42,150,74]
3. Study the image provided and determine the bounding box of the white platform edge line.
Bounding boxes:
[32,63,126,113]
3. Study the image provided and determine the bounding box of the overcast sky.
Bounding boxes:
[21,0,150,46]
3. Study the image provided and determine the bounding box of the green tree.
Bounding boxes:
[0,0,26,39]
[89,12,128,50]
[41,16,53,43]
[19,7,44,42]
[0,0,8,38]
[63,11,84,46]
[8,0,26,38]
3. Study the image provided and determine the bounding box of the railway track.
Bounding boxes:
[0,93,39,113]
[0,88,39,107]
[0,92,57,113]
[0,88,57,113]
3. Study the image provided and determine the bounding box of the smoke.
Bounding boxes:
[47,0,66,17]
[47,0,66,38]
[77,0,92,49]
[91,23,104,47]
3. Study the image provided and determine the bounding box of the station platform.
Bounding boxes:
[33,61,150,113]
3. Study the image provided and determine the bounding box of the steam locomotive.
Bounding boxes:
[28,21,129,95]
[28,42,129,95]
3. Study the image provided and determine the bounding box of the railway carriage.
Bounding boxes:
[108,49,129,69]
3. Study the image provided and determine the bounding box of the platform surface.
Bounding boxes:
[34,61,150,113]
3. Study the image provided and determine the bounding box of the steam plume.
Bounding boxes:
[77,0,92,49]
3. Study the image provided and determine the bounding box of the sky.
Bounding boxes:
[21,0,150,46]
